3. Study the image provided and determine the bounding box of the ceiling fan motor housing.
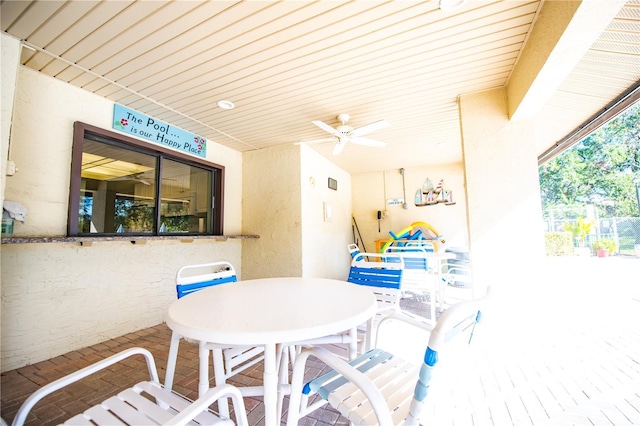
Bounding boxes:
[337,113,350,124]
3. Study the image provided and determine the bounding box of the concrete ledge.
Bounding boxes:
[0,235,259,244]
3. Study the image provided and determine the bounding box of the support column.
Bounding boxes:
[1,33,21,203]
[458,88,545,291]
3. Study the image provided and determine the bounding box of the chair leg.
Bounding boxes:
[263,343,279,425]
[212,347,230,418]
[288,344,300,364]
[198,342,211,397]
[286,350,315,426]
[277,344,289,422]
[164,331,182,391]
[363,319,374,353]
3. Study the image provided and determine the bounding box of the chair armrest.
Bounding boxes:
[376,311,435,336]
[165,383,248,426]
[291,347,394,425]
[374,312,435,363]
[12,348,158,426]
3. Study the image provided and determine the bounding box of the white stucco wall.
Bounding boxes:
[241,144,353,280]
[242,144,303,279]
[1,66,244,371]
[300,145,352,280]
[5,67,243,237]
[351,164,469,254]
[1,240,241,369]
[1,34,20,206]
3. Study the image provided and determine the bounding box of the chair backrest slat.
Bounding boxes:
[176,275,237,298]
[176,261,237,299]
[348,266,403,289]
[401,256,428,270]
[384,246,431,270]
[347,253,404,320]
[348,243,361,259]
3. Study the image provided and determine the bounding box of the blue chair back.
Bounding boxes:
[347,265,403,290]
[384,245,431,270]
[347,253,404,310]
[176,261,237,299]
[347,243,361,259]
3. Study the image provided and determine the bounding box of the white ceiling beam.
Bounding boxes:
[507,0,627,121]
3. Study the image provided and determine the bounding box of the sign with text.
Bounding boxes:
[113,104,206,158]
[387,198,405,205]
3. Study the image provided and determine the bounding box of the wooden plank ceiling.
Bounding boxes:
[2,0,639,174]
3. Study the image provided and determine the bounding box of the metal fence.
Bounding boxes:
[544,212,640,256]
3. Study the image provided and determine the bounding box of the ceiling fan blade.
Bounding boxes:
[312,120,339,136]
[350,119,389,137]
[350,136,387,147]
[296,138,337,145]
[332,139,347,155]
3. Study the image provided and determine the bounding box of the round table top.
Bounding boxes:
[165,277,377,345]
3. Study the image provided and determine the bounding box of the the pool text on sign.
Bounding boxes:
[113,104,207,158]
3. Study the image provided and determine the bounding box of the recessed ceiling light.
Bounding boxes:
[217,100,235,110]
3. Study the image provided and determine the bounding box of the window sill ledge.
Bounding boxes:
[0,235,259,245]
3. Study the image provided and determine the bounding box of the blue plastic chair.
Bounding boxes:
[286,288,492,426]
[175,261,264,418]
[176,261,237,298]
[348,243,361,259]
[347,252,404,353]
[287,253,404,364]
[384,245,443,323]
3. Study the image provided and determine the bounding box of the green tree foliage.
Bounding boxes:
[539,102,640,217]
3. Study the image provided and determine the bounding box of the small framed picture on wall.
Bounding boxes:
[328,177,338,190]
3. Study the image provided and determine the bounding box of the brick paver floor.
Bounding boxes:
[2,256,640,425]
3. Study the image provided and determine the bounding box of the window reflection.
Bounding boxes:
[80,141,156,234]
[159,159,212,234]
[76,137,214,235]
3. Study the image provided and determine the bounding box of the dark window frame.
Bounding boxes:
[69,121,225,236]
[538,81,640,165]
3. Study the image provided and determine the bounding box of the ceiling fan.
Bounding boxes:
[303,113,389,155]
[108,172,151,185]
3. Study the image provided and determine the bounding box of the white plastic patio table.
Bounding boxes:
[163,277,377,426]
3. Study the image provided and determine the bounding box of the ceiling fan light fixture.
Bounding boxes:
[309,113,388,155]
[217,100,235,110]
[439,0,468,12]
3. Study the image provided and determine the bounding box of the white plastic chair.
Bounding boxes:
[341,252,405,353]
[350,252,405,329]
[384,245,442,323]
[12,347,248,426]
[400,240,436,252]
[385,239,435,253]
[175,262,264,404]
[281,254,404,418]
[288,252,404,363]
[286,288,492,426]
[348,243,361,258]
[441,261,474,306]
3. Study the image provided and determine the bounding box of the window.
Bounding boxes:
[69,122,224,236]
